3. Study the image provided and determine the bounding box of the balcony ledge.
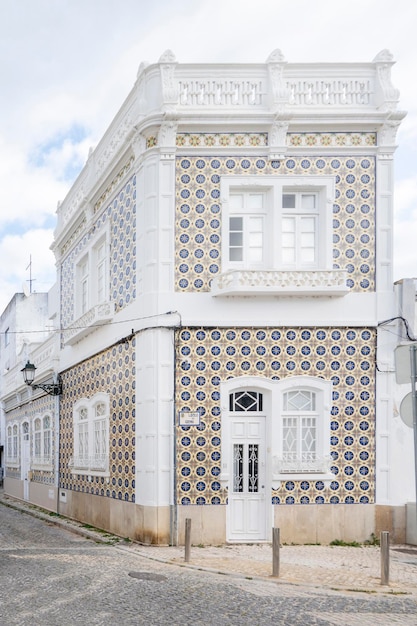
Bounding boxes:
[211,269,349,297]
[63,302,114,346]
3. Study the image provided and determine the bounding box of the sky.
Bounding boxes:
[0,0,416,313]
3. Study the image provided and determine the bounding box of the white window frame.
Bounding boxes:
[32,414,52,469]
[75,230,109,320]
[220,176,335,273]
[273,376,332,480]
[71,393,110,477]
[6,423,19,466]
[221,375,333,485]
[281,190,319,269]
[228,190,270,269]
[94,239,107,305]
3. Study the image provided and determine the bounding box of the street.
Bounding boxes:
[0,504,416,625]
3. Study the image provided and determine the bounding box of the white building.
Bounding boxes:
[1,286,61,509]
[6,49,415,545]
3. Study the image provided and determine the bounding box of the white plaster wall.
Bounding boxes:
[375,155,394,293]
[135,327,174,506]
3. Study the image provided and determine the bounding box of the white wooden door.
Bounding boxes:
[228,415,267,541]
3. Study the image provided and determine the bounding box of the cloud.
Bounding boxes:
[0,229,56,312]
[394,176,417,280]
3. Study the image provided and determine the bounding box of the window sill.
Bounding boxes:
[63,302,114,345]
[69,455,109,477]
[6,461,19,468]
[32,460,53,471]
[211,269,349,296]
[71,469,110,478]
[272,455,334,484]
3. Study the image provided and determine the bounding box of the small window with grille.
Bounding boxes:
[229,390,263,412]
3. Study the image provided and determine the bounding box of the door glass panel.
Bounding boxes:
[233,444,243,492]
[248,444,259,493]
[230,391,263,412]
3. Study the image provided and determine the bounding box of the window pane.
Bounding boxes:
[79,408,88,420]
[282,193,296,208]
[285,390,314,411]
[249,232,263,248]
[95,403,106,417]
[282,217,295,233]
[230,232,243,246]
[34,432,41,457]
[249,216,263,231]
[230,248,243,262]
[282,233,295,247]
[97,261,105,303]
[249,248,263,262]
[230,391,263,412]
[233,444,243,492]
[230,194,244,210]
[248,193,264,210]
[248,444,259,493]
[301,233,316,248]
[230,216,243,230]
[282,249,295,264]
[302,417,316,456]
[283,417,297,459]
[300,248,315,263]
[301,217,315,233]
[301,194,316,210]
[44,431,51,458]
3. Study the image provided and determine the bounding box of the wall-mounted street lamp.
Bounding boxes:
[21,361,62,396]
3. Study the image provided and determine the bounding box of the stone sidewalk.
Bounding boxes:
[1,491,417,596]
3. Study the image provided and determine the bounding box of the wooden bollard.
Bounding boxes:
[184,518,192,563]
[380,531,389,585]
[272,527,280,577]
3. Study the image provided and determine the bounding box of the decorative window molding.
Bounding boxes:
[6,423,19,466]
[32,415,52,470]
[65,229,113,345]
[70,393,110,477]
[211,175,348,297]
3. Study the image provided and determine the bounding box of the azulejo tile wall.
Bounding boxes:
[60,173,137,328]
[175,149,375,293]
[5,394,56,484]
[175,327,375,506]
[59,339,136,502]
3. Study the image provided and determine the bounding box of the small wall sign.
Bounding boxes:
[179,411,200,426]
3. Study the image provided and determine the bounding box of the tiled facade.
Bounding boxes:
[176,326,375,506]
[60,173,137,329]
[59,339,136,502]
[175,148,375,293]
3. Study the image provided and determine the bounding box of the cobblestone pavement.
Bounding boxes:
[1,495,417,625]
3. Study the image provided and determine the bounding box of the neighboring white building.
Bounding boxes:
[1,286,61,510]
[4,49,416,545]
